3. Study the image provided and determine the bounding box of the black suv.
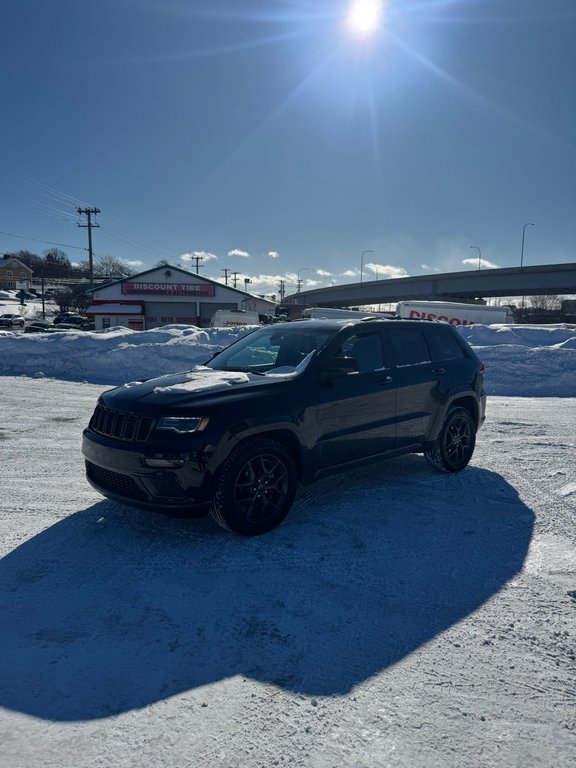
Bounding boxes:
[53,312,89,327]
[82,319,486,535]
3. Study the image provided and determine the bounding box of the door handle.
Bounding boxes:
[432,367,446,376]
[378,376,393,385]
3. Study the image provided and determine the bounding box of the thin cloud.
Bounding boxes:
[266,251,280,259]
[316,269,332,277]
[365,263,409,279]
[341,269,358,278]
[228,249,250,258]
[462,257,499,270]
[236,274,285,292]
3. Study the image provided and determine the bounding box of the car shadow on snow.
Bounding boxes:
[0,458,534,721]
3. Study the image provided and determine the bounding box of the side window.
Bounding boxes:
[388,329,431,367]
[337,332,387,373]
[425,328,465,362]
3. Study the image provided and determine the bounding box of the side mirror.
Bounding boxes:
[326,356,359,376]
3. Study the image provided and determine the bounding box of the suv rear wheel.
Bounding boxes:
[210,439,297,535]
[425,407,476,473]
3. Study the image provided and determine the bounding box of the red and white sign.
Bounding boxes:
[121,282,215,297]
[408,309,474,326]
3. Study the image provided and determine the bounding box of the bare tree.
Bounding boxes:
[528,295,561,311]
[7,250,41,270]
[79,255,136,277]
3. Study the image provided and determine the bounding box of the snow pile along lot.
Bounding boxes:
[0,321,575,396]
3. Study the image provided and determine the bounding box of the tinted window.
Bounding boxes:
[425,327,466,362]
[337,332,388,373]
[388,329,431,367]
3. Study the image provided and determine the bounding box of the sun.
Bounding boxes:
[347,0,384,35]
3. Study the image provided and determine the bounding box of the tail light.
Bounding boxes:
[479,362,485,374]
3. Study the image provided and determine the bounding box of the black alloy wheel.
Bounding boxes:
[425,407,476,473]
[210,439,297,535]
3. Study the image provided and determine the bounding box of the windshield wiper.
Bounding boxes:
[217,367,267,375]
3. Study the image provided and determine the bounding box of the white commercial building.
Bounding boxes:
[85,265,276,331]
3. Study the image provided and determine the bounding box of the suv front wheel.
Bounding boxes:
[425,407,476,473]
[210,438,298,535]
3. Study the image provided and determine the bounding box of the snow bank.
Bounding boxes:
[0,323,575,396]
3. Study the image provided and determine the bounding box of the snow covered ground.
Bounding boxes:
[0,318,575,767]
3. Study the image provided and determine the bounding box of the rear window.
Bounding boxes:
[388,328,431,367]
[425,327,466,362]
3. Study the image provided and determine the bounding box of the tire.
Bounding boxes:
[210,439,297,535]
[425,407,476,473]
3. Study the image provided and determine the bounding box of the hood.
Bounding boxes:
[102,366,292,409]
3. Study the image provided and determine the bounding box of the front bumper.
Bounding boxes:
[82,430,213,514]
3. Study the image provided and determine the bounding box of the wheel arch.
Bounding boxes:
[208,427,304,485]
[426,392,480,444]
[449,395,479,428]
[230,429,304,478]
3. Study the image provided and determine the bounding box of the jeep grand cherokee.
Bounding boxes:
[82,318,486,535]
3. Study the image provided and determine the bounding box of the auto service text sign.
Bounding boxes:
[122,282,215,297]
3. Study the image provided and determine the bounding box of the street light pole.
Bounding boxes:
[360,250,374,283]
[469,245,481,270]
[520,222,535,320]
[520,222,535,268]
[296,267,309,292]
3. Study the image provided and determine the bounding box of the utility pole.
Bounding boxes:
[278,280,286,302]
[77,207,100,290]
[296,267,309,293]
[193,254,204,273]
[232,271,240,288]
[221,268,230,285]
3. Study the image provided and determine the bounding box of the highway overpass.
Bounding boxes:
[283,262,576,309]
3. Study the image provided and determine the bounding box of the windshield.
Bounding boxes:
[206,326,335,375]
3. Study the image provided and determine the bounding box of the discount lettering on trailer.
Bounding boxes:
[407,309,474,326]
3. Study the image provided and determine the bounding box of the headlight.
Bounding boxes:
[156,416,209,434]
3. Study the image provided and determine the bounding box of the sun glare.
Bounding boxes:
[347,0,383,35]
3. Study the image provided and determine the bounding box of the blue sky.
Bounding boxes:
[2,0,575,296]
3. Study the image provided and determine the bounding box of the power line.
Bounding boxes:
[0,229,87,251]
[0,167,90,209]
[0,167,196,263]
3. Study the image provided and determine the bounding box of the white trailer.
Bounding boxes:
[301,307,394,320]
[396,300,514,326]
[209,309,260,327]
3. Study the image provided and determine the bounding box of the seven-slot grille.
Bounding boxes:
[89,403,154,442]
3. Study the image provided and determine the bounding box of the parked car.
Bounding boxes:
[0,313,25,328]
[24,320,54,333]
[15,290,38,301]
[53,312,88,326]
[82,318,486,536]
[52,321,95,331]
